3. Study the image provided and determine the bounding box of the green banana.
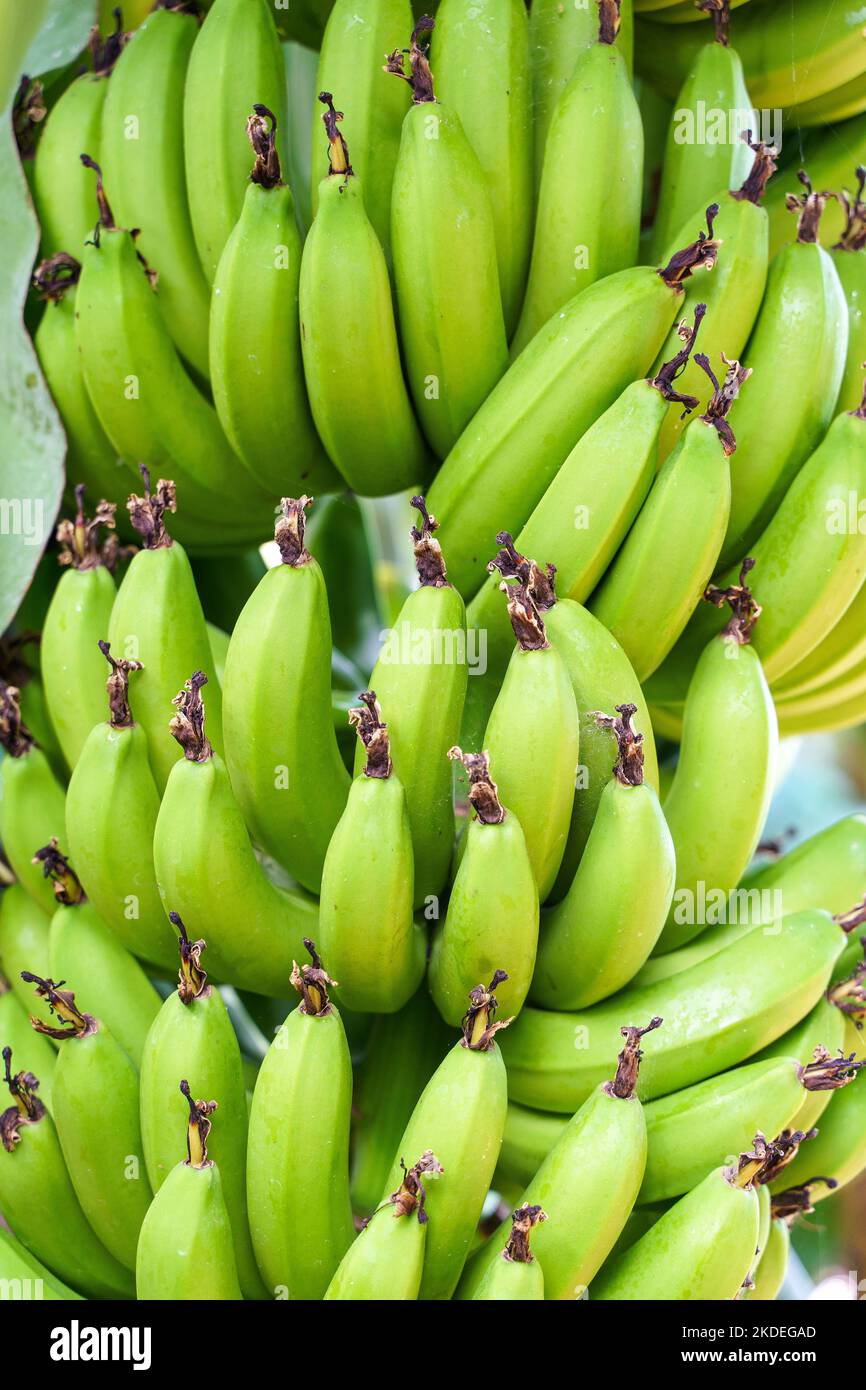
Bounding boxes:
[457,1019,657,1300]
[153,671,319,996]
[324,1149,444,1300]
[313,0,413,256]
[426,210,721,600]
[246,940,353,1298]
[638,0,753,18]
[299,96,430,495]
[319,692,426,1013]
[359,498,467,907]
[0,886,53,1029]
[183,0,288,282]
[136,1081,241,1301]
[470,1203,546,1301]
[0,1227,82,1301]
[431,0,531,336]
[831,168,866,414]
[774,577,866,700]
[765,117,866,259]
[429,750,538,1025]
[23,975,152,1271]
[0,1047,133,1299]
[770,1046,866,1207]
[39,489,118,771]
[387,16,509,458]
[756,991,850,1132]
[222,498,349,893]
[777,680,866,739]
[500,909,848,1113]
[0,982,56,1104]
[532,704,675,1009]
[210,107,336,496]
[744,1214,789,1301]
[775,649,866,722]
[379,975,510,1300]
[99,4,211,378]
[140,918,265,1299]
[0,683,67,914]
[513,1,642,355]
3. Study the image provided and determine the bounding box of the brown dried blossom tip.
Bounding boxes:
[388,1150,444,1224]
[694,350,751,456]
[181,1079,217,1170]
[0,1046,44,1153]
[461,971,513,1052]
[834,895,866,936]
[0,680,34,758]
[410,496,448,587]
[290,938,337,1018]
[319,92,352,178]
[169,670,213,762]
[597,0,621,45]
[274,495,312,566]
[703,555,762,644]
[786,169,834,246]
[729,1128,817,1190]
[55,483,120,573]
[247,103,282,188]
[503,1204,547,1264]
[591,704,645,787]
[835,166,866,253]
[828,957,866,1025]
[32,252,81,303]
[98,640,142,730]
[770,1178,838,1223]
[13,76,46,161]
[31,839,86,907]
[79,154,116,238]
[731,133,778,207]
[799,1046,866,1091]
[606,1017,663,1100]
[650,302,705,416]
[88,6,128,76]
[127,466,176,549]
[697,0,730,46]
[659,204,721,287]
[384,15,436,104]
[169,912,209,1006]
[349,691,392,779]
[488,532,557,615]
[20,973,96,1042]
[448,747,506,825]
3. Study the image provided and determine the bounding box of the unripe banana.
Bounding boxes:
[513,1,642,355]
[0,1228,82,1302]
[387,16,509,458]
[319,692,426,1013]
[136,1081,241,1300]
[831,168,866,414]
[470,1203,546,1300]
[0,887,53,1028]
[0,983,56,1104]
[744,1214,789,1301]
[755,991,850,1132]
[246,940,354,1298]
[0,683,67,914]
[764,118,866,259]
[770,1027,866,1207]
[299,97,430,495]
[774,577,866,701]
[183,0,288,282]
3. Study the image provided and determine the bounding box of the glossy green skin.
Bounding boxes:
[0,1107,133,1299]
[51,1026,153,1270]
[775,578,866,698]
[432,0,532,335]
[108,541,223,793]
[0,886,55,1030]
[324,1202,426,1300]
[391,102,509,459]
[319,774,425,1013]
[776,649,866,719]
[153,753,319,997]
[0,1228,83,1300]
[0,747,67,913]
[140,986,264,1299]
[100,9,211,378]
[472,1251,544,1300]
[247,1004,353,1298]
[48,902,160,1068]
[222,560,349,893]
[591,1167,759,1300]
[771,1024,866,1202]
[382,1042,507,1300]
[656,637,777,954]
[544,599,659,898]
[33,75,107,255]
[459,1084,647,1300]
[312,0,412,256]
[136,1160,241,1300]
[753,997,846,1134]
[359,583,467,907]
[426,266,685,600]
[500,911,846,1113]
[653,193,768,460]
[745,1217,789,1301]
[590,418,732,681]
[183,0,287,282]
[533,778,675,1009]
[211,182,335,495]
[832,248,866,414]
[299,176,429,494]
[0,992,56,1105]
[648,41,752,263]
[429,813,538,1026]
[40,565,116,772]
[514,43,642,354]
[483,645,579,899]
[468,381,664,678]
[65,721,175,971]
[720,242,848,569]
[498,1102,564,1187]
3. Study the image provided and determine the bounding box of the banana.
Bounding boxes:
[387,16,509,458]
[183,0,288,282]
[153,671,320,997]
[500,909,848,1113]
[756,991,850,1132]
[0,886,53,1028]
[319,692,426,1013]
[428,751,538,1026]
[639,0,753,18]
[313,0,413,257]
[831,168,866,414]
[99,4,211,379]
[770,1025,866,1206]
[470,1204,546,1301]
[136,1082,242,1300]
[0,982,57,1103]
[513,1,643,355]
[744,1214,789,1301]
[0,1228,82,1301]
[299,95,430,495]
[359,498,467,907]
[773,578,866,700]
[532,704,676,1009]
[39,488,118,771]
[425,210,721,600]
[777,681,866,739]
[222,498,350,893]
[246,940,354,1298]
[765,118,866,259]
[0,683,67,914]
[775,650,866,722]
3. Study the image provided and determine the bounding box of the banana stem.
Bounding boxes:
[833,895,866,935]
[98,640,143,729]
[703,556,762,643]
[88,6,128,77]
[79,154,117,235]
[387,1150,443,1223]
[651,302,706,413]
[248,103,283,188]
[659,205,721,286]
[318,92,353,179]
[0,1046,44,1150]
[799,1047,866,1091]
[834,166,866,251]
[0,680,34,757]
[605,1017,663,1099]
[31,838,86,906]
[503,1203,547,1263]
[348,691,392,778]
[20,973,96,1041]
[597,0,621,45]
[32,252,80,302]
[410,495,449,588]
[786,170,834,246]
[447,748,506,824]
[170,912,210,1005]
[771,1178,837,1221]
[127,466,176,550]
[696,0,731,46]
[384,16,436,104]
[731,1128,815,1190]
[732,134,778,207]
[590,704,645,787]
[181,1079,217,1169]
[55,485,121,573]
[460,971,512,1051]
[13,76,46,161]
[291,938,337,1017]
[274,496,312,567]
[694,351,752,456]
[488,532,556,613]
[169,671,213,762]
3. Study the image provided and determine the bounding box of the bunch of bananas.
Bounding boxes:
[3,0,866,1304]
